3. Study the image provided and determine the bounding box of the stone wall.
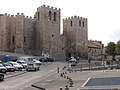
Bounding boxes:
[63,16,88,57]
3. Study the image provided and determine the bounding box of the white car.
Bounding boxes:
[68,57,78,66]
[26,63,39,71]
[17,56,34,64]
[8,61,23,71]
[16,60,27,69]
[33,59,42,65]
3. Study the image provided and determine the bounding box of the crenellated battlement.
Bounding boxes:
[25,16,33,19]
[63,15,87,21]
[37,4,60,11]
[89,40,102,44]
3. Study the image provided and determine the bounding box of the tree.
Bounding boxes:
[105,42,116,60]
[116,40,120,55]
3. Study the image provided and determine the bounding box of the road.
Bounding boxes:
[0,62,66,90]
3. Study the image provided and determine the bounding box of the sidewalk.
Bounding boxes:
[32,67,120,90]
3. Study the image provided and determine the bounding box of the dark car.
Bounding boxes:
[0,73,4,81]
[66,57,72,61]
[0,64,7,73]
[39,57,54,62]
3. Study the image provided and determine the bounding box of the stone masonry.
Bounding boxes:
[63,16,88,57]
[0,5,89,59]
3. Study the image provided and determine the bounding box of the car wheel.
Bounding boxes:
[11,69,15,72]
[26,69,29,71]
[38,67,39,70]
[0,75,4,81]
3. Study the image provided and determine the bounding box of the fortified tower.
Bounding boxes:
[12,13,25,53]
[0,13,11,52]
[63,16,88,57]
[10,13,34,54]
[35,5,63,58]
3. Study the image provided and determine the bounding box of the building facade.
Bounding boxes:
[0,5,94,59]
[63,16,88,57]
[34,5,64,58]
[88,40,104,60]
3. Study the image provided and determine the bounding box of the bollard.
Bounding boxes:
[58,67,59,73]
[67,76,69,79]
[60,73,63,77]
[69,81,73,87]
[80,67,82,72]
[60,87,63,90]
[65,85,69,90]
[64,75,66,78]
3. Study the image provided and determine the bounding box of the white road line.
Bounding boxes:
[81,77,90,87]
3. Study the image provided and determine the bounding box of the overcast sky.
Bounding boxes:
[0,0,120,46]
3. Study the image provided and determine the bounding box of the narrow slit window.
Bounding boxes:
[24,37,26,42]
[48,11,51,21]
[71,21,72,26]
[53,12,57,21]
[12,36,15,43]
[38,12,40,21]
[83,21,84,27]
[79,21,81,27]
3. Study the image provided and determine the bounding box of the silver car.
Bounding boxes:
[8,61,23,71]
[16,60,27,69]
[26,63,39,71]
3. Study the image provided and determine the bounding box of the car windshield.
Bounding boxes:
[28,58,33,61]
[4,64,11,66]
[0,64,4,67]
[28,64,34,66]
[12,62,19,65]
[21,62,27,64]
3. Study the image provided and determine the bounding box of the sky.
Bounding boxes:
[0,0,120,46]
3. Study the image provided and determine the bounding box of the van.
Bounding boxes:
[17,56,34,64]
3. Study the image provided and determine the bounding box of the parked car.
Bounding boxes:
[68,57,78,66]
[0,73,4,81]
[33,59,42,65]
[0,60,2,63]
[66,57,72,61]
[8,61,23,71]
[0,64,7,73]
[17,56,34,64]
[3,63,15,72]
[16,60,27,69]
[26,63,39,71]
[39,57,54,62]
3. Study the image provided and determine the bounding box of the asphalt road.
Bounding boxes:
[0,62,66,90]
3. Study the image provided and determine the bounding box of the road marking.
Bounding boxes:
[81,77,90,87]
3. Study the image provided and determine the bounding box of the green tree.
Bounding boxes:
[105,42,116,60]
[116,40,120,55]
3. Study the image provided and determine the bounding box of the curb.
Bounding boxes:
[5,71,27,79]
[31,84,46,90]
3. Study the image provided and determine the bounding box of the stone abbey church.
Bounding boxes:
[0,5,88,58]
